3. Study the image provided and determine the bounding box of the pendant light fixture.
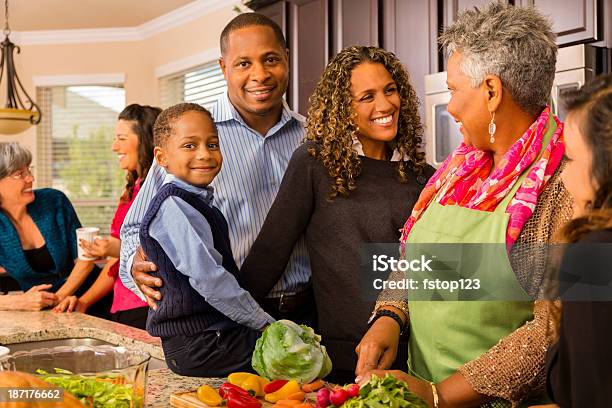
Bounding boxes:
[0,0,41,135]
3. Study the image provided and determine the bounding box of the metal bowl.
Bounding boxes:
[0,345,150,407]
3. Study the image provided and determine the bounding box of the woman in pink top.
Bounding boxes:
[54,104,161,329]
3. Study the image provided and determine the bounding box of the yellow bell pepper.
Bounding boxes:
[228,372,254,386]
[240,375,264,397]
[264,380,302,403]
[228,372,269,397]
[197,385,223,407]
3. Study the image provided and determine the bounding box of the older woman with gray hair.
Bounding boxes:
[0,142,106,313]
[355,3,572,407]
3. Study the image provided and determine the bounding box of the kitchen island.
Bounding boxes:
[0,310,222,407]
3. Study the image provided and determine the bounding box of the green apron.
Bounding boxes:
[404,119,555,389]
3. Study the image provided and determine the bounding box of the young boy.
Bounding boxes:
[140,103,274,376]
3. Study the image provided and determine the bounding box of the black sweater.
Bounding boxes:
[546,228,612,407]
[241,142,434,371]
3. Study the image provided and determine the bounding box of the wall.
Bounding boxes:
[1,2,240,166]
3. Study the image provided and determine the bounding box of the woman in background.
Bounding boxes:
[542,73,612,408]
[54,104,161,329]
[0,142,107,315]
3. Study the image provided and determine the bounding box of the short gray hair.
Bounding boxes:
[0,142,32,179]
[439,2,557,116]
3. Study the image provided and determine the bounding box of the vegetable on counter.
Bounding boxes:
[264,379,289,394]
[228,372,269,397]
[329,388,349,406]
[264,380,302,403]
[226,392,262,408]
[252,320,332,384]
[197,385,223,406]
[339,374,428,408]
[219,382,252,399]
[316,388,330,408]
[301,379,324,393]
[36,368,142,408]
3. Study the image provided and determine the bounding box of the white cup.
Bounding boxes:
[76,227,100,261]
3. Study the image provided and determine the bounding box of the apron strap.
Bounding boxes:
[494,113,558,213]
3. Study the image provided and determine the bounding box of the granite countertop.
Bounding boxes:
[0,310,223,407]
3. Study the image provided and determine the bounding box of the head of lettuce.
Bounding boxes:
[252,320,333,383]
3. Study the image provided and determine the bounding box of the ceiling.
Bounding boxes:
[5,0,198,31]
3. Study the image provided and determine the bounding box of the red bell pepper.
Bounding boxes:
[219,382,251,399]
[226,391,262,408]
[264,379,289,394]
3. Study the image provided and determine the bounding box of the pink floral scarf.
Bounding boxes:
[400,106,565,252]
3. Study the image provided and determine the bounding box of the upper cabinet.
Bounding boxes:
[517,0,601,46]
[287,0,329,115]
[444,0,602,47]
[331,0,379,55]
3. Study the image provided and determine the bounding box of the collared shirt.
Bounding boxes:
[119,93,311,299]
[148,174,274,330]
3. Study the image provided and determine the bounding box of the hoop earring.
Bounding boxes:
[488,112,496,144]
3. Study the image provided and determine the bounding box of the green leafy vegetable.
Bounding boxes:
[251,320,332,383]
[36,368,143,408]
[341,374,428,408]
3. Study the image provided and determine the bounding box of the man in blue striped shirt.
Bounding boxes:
[119,13,313,325]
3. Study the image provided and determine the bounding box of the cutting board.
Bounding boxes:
[170,390,318,408]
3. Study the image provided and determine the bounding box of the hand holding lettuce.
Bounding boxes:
[341,374,427,408]
[252,320,332,383]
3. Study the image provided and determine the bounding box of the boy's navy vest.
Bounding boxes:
[139,183,238,337]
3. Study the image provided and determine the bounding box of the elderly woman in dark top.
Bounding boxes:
[0,142,104,312]
[356,3,573,406]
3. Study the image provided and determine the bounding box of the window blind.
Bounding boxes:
[160,60,227,109]
[36,85,126,235]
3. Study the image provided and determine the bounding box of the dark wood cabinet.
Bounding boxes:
[331,0,379,55]
[287,0,329,115]
[381,0,439,117]
[443,0,602,47]
[443,0,511,27]
[517,0,601,46]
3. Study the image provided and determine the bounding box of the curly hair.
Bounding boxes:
[117,104,162,202]
[306,46,425,200]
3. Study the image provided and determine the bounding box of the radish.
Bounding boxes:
[329,389,349,406]
[316,388,330,408]
[346,384,360,398]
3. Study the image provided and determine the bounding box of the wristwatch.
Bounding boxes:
[368,309,406,334]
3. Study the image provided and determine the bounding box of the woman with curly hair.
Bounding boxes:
[240,45,434,381]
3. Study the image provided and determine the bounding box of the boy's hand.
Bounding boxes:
[132,246,162,309]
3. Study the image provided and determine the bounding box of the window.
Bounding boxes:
[36,85,126,234]
[159,60,227,109]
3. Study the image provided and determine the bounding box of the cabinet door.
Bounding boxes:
[331,0,378,55]
[517,0,600,46]
[381,0,438,118]
[443,0,512,27]
[255,1,287,35]
[288,0,329,115]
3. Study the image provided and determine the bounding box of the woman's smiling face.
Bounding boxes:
[350,62,401,159]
